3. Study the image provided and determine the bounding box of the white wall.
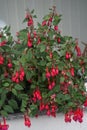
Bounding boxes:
[7,112,87,130]
[0,0,87,50]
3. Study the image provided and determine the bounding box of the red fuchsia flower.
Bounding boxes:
[27,32,31,39]
[27,40,32,47]
[65,52,71,60]
[45,104,49,110]
[25,13,30,19]
[12,67,25,83]
[33,89,42,101]
[45,67,51,79]
[4,71,9,78]
[0,123,2,130]
[39,102,45,111]
[49,17,52,22]
[46,71,51,79]
[55,66,59,75]
[48,81,56,90]
[0,40,7,46]
[42,20,47,26]
[60,82,69,94]
[51,94,56,100]
[70,67,74,77]
[7,62,13,68]
[48,84,53,90]
[24,115,31,127]
[51,112,56,117]
[49,52,53,59]
[47,17,52,26]
[51,81,56,88]
[57,37,61,43]
[65,110,74,122]
[27,18,33,26]
[51,67,56,77]
[0,55,4,65]
[46,110,51,116]
[73,108,83,123]
[16,32,19,36]
[54,25,58,31]
[65,113,71,123]
[83,98,87,107]
[1,118,9,130]
[33,31,37,38]
[75,45,81,56]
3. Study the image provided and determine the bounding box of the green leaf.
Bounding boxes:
[1,110,8,117]
[53,15,61,25]
[12,88,17,96]
[38,60,46,66]
[31,9,35,14]
[43,14,50,20]
[31,84,36,89]
[26,70,33,80]
[27,49,33,61]
[2,82,10,87]
[4,105,14,113]
[1,90,7,105]
[14,84,23,90]
[23,18,27,23]
[0,88,3,94]
[33,15,37,18]
[8,99,18,110]
[39,44,46,52]
[60,77,65,82]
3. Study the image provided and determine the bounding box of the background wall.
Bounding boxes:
[7,112,87,130]
[0,0,87,50]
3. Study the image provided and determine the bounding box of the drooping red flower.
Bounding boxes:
[0,40,7,46]
[54,25,58,31]
[65,113,71,122]
[84,99,87,107]
[42,20,47,26]
[65,52,71,60]
[27,40,32,47]
[70,67,74,76]
[0,55,4,65]
[27,18,33,26]
[24,115,31,127]
[2,118,9,130]
[75,45,81,56]
[73,108,83,123]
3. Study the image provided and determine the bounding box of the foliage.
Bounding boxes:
[0,6,87,128]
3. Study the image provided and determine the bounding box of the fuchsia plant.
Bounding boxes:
[0,6,87,129]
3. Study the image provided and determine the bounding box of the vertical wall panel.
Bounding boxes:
[0,0,8,25]
[0,0,87,49]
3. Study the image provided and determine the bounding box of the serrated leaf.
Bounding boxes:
[23,18,27,23]
[14,84,23,90]
[33,15,37,18]
[39,44,46,52]
[12,88,17,95]
[60,77,65,82]
[27,49,33,61]
[8,99,18,109]
[31,9,35,14]
[1,110,8,117]
[38,60,46,66]
[4,105,14,113]
[26,70,33,80]
[43,15,50,20]
[2,82,10,87]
